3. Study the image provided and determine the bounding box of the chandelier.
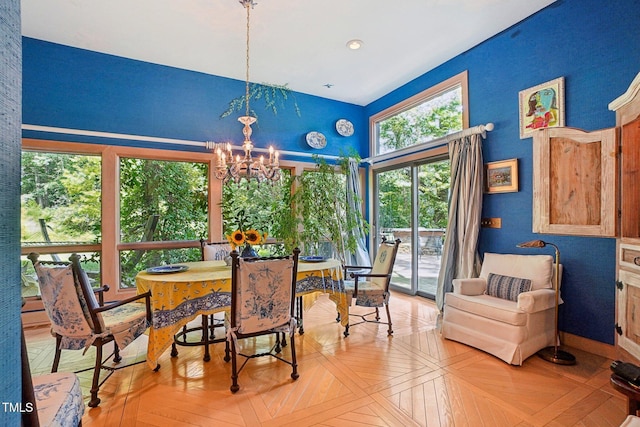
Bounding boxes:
[213,0,281,184]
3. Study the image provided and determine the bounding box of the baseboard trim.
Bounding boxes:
[561,332,616,360]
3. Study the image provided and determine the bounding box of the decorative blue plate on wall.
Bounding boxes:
[336,119,354,137]
[306,131,327,149]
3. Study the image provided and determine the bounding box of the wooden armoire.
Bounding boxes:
[610,72,640,364]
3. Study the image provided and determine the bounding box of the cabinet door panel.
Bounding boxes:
[533,127,617,236]
[618,269,640,361]
[621,116,640,238]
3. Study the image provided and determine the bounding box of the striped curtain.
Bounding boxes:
[345,158,370,267]
[435,133,484,311]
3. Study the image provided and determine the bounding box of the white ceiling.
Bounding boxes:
[21,0,555,106]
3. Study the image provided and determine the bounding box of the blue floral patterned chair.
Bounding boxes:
[226,248,301,393]
[342,238,401,337]
[200,239,233,262]
[22,326,84,427]
[28,253,152,407]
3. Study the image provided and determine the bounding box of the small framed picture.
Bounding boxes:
[518,77,565,139]
[485,158,519,193]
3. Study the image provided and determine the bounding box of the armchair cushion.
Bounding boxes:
[486,273,532,301]
[445,294,529,326]
[480,253,553,290]
[452,277,486,295]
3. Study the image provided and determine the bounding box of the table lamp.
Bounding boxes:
[517,239,576,365]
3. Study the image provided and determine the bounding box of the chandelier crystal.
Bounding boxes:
[213,0,281,184]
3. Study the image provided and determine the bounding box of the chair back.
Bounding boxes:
[200,239,232,261]
[28,253,98,344]
[230,248,300,335]
[370,238,401,289]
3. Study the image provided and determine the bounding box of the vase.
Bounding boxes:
[240,244,258,258]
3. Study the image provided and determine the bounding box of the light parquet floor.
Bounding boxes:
[24,293,630,426]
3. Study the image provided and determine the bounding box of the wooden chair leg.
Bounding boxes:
[51,335,62,373]
[230,339,239,393]
[171,342,179,357]
[290,333,299,380]
[89,341,103,407]
[113,342,121,363]
[275,333,282,353]
[203,314,211,362]
[297,296,304,334]
[224,340,231,362]
[385,304,393,336]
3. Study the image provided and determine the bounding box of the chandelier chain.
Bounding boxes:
[244,2,251,117]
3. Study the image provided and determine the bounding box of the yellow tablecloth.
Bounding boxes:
[136,258,347,369]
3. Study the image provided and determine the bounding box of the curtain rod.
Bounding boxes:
[362,122,494,165]
[22,123,342,161]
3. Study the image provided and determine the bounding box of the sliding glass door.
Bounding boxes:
[374,158,449,298]
[376,166,413,292]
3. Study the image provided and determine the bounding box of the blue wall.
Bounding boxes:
[21,0,640,346]
[365,0,640,345]
[22,37,367,159]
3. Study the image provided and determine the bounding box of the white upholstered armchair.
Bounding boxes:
[441,253,561,365]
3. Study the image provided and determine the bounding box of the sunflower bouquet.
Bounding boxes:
[226,228,267,249]
[225,210,268,253]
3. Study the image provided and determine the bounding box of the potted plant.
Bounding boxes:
[293,154,368,264]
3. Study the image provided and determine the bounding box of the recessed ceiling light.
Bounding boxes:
[346,39,363,50]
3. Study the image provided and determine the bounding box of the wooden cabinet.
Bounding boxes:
[532,126,617,237]
[617,242,640,363]
[611,72,640,363]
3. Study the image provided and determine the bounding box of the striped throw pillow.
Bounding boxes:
[486,273,532,301]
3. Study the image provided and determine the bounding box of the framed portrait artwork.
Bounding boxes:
[518,77,565,139]
[485,158,519,193]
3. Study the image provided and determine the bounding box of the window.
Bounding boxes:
[370,71,467,298]
[371,71,468,158]
[118,157,209,287]
[20,139,312,301]
[21,151,102,298]
[20,140,220,300]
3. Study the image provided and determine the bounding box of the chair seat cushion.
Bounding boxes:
[32,372,84,427]
[101,302,149,349]
[444,293,528,326]
[344,280,389,307]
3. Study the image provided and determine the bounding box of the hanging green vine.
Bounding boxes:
[220,82,301,119]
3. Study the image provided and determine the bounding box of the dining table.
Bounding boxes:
[136,258,348,370]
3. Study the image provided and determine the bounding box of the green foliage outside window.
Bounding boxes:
[378,89,462,153]
[21,152,102,244]
[220,170,296,255]
[119,158,209,285]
